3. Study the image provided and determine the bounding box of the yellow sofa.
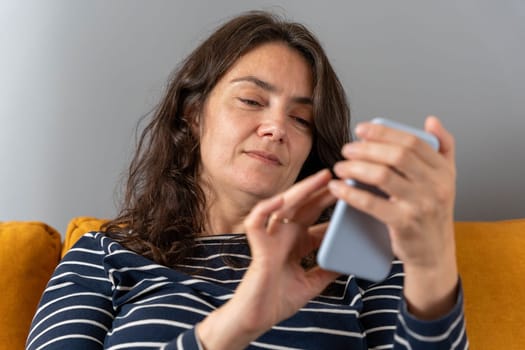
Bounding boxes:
[1,217,524,349]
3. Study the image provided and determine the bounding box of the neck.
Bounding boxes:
[202,185,261,236]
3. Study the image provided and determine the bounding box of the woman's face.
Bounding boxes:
[198,42,314,200]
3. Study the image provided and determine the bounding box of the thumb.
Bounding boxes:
[425,116,455,162]
[304,267,340,296]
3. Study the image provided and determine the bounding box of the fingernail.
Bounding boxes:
[355,123,368,137]
[314,169,330,179]
[342,143,357,156]
[267,194,284,208]
[328,180,342,194]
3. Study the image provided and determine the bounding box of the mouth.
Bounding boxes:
[244,150,282,166]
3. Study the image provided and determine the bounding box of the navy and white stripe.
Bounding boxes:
[27,232,468,349]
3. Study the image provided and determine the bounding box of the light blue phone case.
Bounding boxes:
[317,118,440,281]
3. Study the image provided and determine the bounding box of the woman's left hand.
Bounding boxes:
[237,169,340,331]
[197,169,340,350]
[328,116,459,320]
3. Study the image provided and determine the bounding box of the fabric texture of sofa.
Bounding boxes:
[0,217,524,349]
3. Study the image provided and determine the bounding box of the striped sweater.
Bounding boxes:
[27,232,468,349]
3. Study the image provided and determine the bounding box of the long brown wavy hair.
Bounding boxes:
[103,11,351,267]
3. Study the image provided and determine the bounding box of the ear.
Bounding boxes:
[183,103,201,137]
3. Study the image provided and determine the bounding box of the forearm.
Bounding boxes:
[403,246,459,320]
[196,298,265,350]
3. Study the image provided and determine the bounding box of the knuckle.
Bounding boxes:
[337,161,355,179]
[356,192,375,211]
[340,181,355,200]
[405,205,420,222]
[405,134,420,149]
[391,148,409,166]
[243,215,256,230]
[449,133,456,148]
[374,167,391,185]
[399,206,422,232]
[420,198,438,216]
[369,125,388,142]
[435,184,454,204]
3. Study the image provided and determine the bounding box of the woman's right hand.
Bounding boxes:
[196,169,339,349]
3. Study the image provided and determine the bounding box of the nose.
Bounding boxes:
[257,116,287,143]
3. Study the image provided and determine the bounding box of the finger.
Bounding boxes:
[307,222,329,247]
[354,121,442,169]
[425,116,455,163]
[341,142,426,181]
[244,195,284,233]
[286,188,337,226]
[266,187,332,235]
[333,159,414,198]
[327,179,399,225]
[290,222,330,259]
[279,169,332,212]
[304,266,341,294]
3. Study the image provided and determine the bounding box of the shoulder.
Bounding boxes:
[66,231,172,275]
[65,231,131,257]
[61,231,145,275]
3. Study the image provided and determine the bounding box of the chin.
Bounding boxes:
[243,184,280,199]
[237,177,287,199]
[229,166,296,198]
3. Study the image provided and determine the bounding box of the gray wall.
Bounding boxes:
[1,0,524,235]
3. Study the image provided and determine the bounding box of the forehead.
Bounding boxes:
[218,42,314,96]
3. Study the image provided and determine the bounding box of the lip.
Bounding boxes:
[244,150,282,166]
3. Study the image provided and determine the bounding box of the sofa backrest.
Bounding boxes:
[61,216,108,257]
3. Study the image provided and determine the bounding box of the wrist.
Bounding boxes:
[403,255,459,320]
[196,299,264,350]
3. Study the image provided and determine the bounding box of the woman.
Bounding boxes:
[27,11,467,349]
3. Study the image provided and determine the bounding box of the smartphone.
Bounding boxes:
[317,118,440,281]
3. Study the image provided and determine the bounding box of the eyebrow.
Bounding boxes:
[230,75,313,105]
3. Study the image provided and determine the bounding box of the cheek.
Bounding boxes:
[290,136,313,173]
[298,134,314,161]
[200,127,243,168]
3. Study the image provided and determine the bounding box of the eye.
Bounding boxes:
[238,98,263,107]
[291,116,312,129]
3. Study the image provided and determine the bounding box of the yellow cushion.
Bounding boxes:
[455,219,525,350]
[62,216,108,257]
[0,221,61,350]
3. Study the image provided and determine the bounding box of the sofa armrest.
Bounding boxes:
[0,221,61,350]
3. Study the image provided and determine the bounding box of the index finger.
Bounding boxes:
[279,169,332,213]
